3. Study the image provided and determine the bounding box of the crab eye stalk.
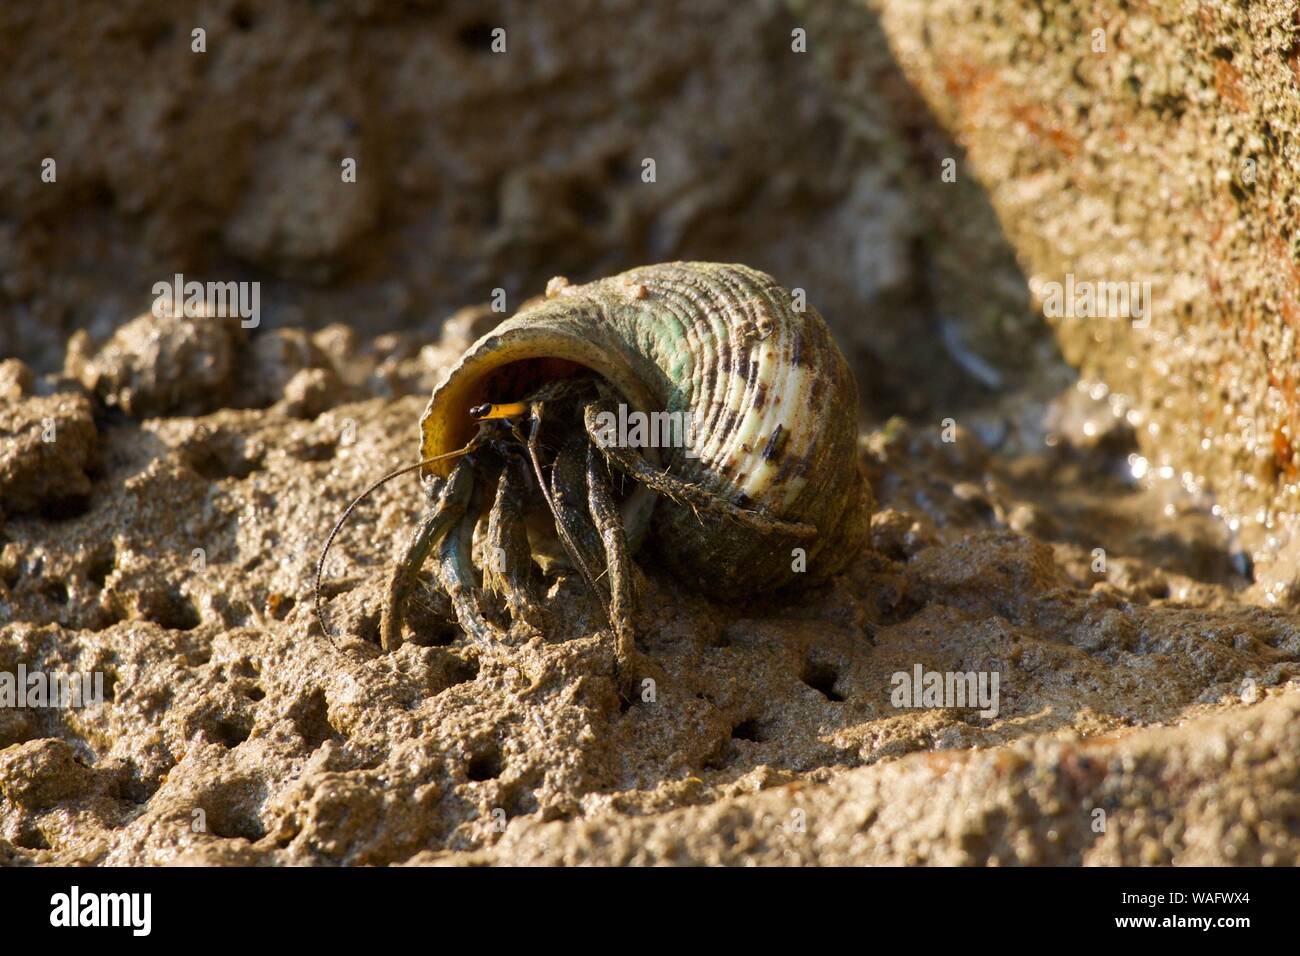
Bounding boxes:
[471,401,529,422]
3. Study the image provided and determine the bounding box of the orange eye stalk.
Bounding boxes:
[470,401,530,422]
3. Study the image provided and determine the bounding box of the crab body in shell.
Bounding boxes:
[367,262,872,671]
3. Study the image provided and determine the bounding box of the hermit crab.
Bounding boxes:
[316,262,872,675]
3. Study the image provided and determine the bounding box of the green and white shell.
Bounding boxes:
[419,262,873,598]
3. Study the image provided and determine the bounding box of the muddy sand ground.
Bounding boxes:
[2,309,1298,865]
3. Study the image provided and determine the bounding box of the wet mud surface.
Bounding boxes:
[2,311,1298,864]
[875,0,1300,589]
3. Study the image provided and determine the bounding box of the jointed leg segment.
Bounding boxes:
[483,460,545,630]
[523,406,612,624]
[587,443,636,671]
[437,482,502,649]
[379,457,475,652]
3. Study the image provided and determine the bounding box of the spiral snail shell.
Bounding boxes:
[416,261,872,599]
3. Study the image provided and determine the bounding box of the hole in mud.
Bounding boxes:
[266,592,295,620]
[447,656,480,688]
[423,655,481,697]
[139,20,175,53]
[502,784,537,818]
[802,662,845,702]
[289,689,340,749]
[481,185,501,228]
[245,685,266,702]
[406,625,458,648]
[14,828,50,851]
[204,804,266,842]
[91,603,129,632]
[113,769,158,806]
[181,433,263,481]
[187,447,260,480]
[141,591,201,631]
[213,716,253,748]
[100,667,119,702]
[39,494,91,522]
[957,494,995,524]
[881,593,924,626]
[356,612,381,646]
[405,580,458,646]
[466,744,504,782]
[231,658,260,680]
[566,179,611,227]
[730,718,764,743]
[194,776,268,842]
[1146,580,1171,601]
[289,439,337,462]
[455,20,497,53]
[88,172,117,206]
[603,151,639,185]
[86,545,115,589]
[42,580,69,605]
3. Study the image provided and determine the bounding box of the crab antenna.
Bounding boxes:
[314,446,474,646]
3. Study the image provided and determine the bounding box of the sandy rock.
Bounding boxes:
[0,739,94,810]
[65,308,247,418]
[423,693,1300,865]
[0,360,34,402]
[0,0,1037,424]
[247,329,346,418]
[873,0,1300,564]
[0,389,97,516]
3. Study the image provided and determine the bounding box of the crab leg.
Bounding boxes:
[582,401,817,539]
[482,460,546,630]
[524,407,613,625]
[586,443,637,672]
[551,432,612,600]
[437,483,503,649]
[380,456,473,652]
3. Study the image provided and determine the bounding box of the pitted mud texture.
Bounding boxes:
[2,310,1299,865]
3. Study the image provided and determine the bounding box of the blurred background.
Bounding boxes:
[0,0,1054,423]
[6,0,1299,586]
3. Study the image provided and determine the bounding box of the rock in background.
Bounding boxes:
[0,0,1057,420]
[873,0,1300,599]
